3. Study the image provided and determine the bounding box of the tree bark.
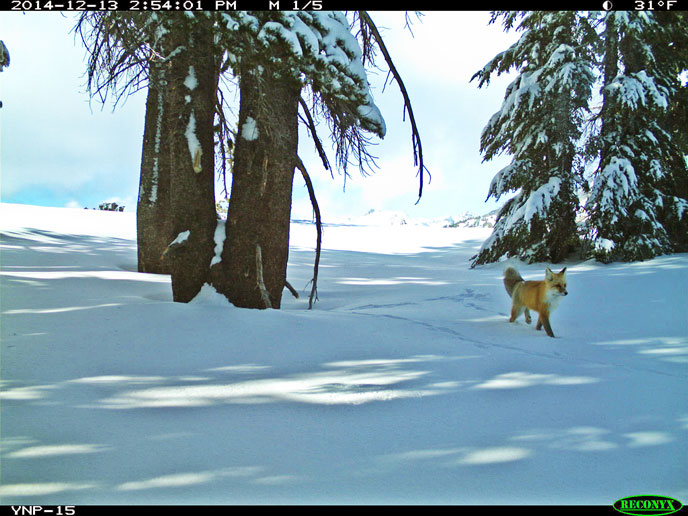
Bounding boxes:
[212,68,301,309]
[598,14,619,172]
[136,58,174,274]
[166,21,220,303]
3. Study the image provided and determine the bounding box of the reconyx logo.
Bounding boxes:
[614,495,684,516]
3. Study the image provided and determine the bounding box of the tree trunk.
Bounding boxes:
[598,14,619,171]
[212,68,301,309]
[166,21,220,303]
[136,58,174,274]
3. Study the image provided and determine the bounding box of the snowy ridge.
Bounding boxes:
[294,208,497,229]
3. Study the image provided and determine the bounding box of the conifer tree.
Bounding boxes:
[471,12,596,266]
[78,11,424,308]
[472,11,686,266]
[585,12,688,262]
[204,12,390,308]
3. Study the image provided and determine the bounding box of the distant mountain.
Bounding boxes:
[442,209,498,229]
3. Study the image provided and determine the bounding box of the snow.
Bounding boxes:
[169,230,190,247]
[258,21,304,57]
[506,70,542,113]
[210,220,226,267]
[608,71,669,111]
[590,156,638,219]
[478,176,562,258]
[522,177,562,224]
[1,202,686,505]
[249,11,386,138]
[185,111,202,173]
[594,237,616,253]
[150,85,164,201]
[241,116,259,141]
[184,66,198,91]
[137,67,166,205]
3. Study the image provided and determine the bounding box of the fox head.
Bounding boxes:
[545,267,568,296]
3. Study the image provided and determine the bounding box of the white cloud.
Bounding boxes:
[371,12,518,88]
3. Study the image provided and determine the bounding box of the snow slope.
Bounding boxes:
[1,203,686,505]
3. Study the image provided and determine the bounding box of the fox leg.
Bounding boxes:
[510,304,532,324]
[536,312,555,338]
[510,303,525,323]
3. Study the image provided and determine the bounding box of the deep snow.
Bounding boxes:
[0,202,686,505]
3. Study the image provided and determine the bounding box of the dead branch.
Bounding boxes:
[215,74,239,199]
[299,96,332,176]
[284,281,299,299]
[295,156,323,310]
[74,12,153,110]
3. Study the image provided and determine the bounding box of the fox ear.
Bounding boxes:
[545,268,553,280]
[560,267,567,274]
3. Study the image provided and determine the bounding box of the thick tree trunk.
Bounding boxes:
[598,14,619,172]
[166,22,220,303]
[212,69,301,309]
[136,59,174,274]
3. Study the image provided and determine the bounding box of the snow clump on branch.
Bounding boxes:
[219,11,386,139]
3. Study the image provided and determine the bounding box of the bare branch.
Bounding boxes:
[284,281,299,299]
[306,88,381,180]
[74,12,155,110]
[215,79,238,199]
[403,11,424,37]
[295,156,323,310]
[358,11,430,203]
[299,96,332,176]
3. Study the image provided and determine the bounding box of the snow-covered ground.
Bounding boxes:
[1,202,686,505]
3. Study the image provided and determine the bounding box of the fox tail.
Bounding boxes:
[503,267,524,298]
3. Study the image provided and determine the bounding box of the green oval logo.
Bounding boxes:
[614,495,683,516]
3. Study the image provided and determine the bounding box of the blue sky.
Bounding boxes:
[1,11,517,220]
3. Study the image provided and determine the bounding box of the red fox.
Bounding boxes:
[503,266,568,338]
